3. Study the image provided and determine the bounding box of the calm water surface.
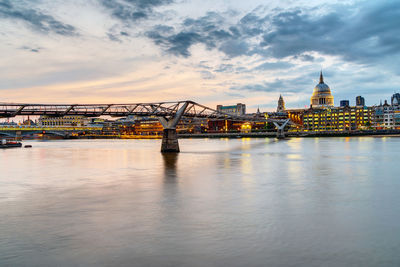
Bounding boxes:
[0,137,399,266]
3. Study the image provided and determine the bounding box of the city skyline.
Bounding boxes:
[1,0,399,111]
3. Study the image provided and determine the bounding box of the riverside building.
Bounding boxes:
[216,103,246,115]
[292,72,374,131]
[373,94,400,129]
[303,106,374,131]
[38,115,89,127]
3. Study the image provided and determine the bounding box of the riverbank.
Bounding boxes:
[178,129,400,139]
[11,129,400,140]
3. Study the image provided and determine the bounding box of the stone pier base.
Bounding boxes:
[276,130,285,139]
[161,129,180,153]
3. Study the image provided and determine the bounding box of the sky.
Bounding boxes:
[0,0,399,111]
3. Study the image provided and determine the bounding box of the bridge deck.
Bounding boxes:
[0,101,281,122]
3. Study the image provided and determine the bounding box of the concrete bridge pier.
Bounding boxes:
[161,129,180,152]
[273,119,290,139]
[158,102,189,153]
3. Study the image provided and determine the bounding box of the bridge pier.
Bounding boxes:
[161,129,180,153]
[158,102,189,153]
[273,119,290,139]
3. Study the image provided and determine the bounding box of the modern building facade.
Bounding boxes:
[303,106,374,131]
[356,96,365,107]
[340,100,350,107]
[216,103,246,115]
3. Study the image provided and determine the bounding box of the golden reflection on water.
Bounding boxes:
[240,153,254,188]
[223,157,232,170]
[240,137,252,151]
[286,154,302,160]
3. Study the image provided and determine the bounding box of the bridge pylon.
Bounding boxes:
[273,119,290,139]
[158,102,189,153]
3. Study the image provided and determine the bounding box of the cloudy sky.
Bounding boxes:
[0,0,399,111]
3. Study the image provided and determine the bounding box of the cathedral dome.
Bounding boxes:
[313,82,331,94]
[310,71,334,108]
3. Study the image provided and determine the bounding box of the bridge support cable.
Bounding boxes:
[158,102,189,153]
[273,119,290,139]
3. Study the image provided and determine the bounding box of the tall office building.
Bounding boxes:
[356,96,365,107]
[340,100,350,107]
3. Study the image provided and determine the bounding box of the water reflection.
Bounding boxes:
[162,153,178,180]
[1,138,400,266]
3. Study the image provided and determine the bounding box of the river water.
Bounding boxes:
[0,137,399,266]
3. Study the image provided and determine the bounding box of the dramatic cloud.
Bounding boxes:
[146,12,235,57]
[254,61,294,71]
[100,0,174,22]
[144,9,269,57]
[145,1,400,65]
[0,0,399,110]
[0,0,77,36]
[230,75,312,94]
[260,1,400,63]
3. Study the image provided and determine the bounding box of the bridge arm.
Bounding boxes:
[12,105,26,117]
[158,102,189,153]
[98,104,112,116]
[158,102,189,129]
[273,119,291,138]
[62,105,76,116]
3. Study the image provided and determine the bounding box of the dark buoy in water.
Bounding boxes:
[24,145,32,148]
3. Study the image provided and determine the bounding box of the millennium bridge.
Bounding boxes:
[0,101,290,152]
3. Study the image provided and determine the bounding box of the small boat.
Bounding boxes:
[0,139,22,149]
